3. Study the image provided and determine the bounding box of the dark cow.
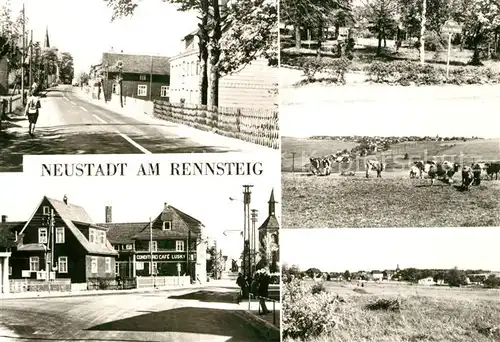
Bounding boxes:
[427,161,460,186]
[461,166,474,191]
[413,160,436,179]
[309,157,331,176]
[486,162,500,180]
[471,163,482,186]
[310,157,321,175]
[366,159,385,178]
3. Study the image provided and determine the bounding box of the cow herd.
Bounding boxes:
[309,155,500,191]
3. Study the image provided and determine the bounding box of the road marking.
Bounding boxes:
[92,114,152,154]
[70,101,76,105]
[79,105,88,112]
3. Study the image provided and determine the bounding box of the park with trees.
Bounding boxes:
[280,0,500,86]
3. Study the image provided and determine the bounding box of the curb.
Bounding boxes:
[234,310,280,341]
[0,285,205,301]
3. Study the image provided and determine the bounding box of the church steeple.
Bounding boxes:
[268,189,276,216]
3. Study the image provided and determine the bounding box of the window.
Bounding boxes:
[136,262,144,270]
[99,231,106,245]
[176,240,185,252]
[55,227,65,243]
[42,206,50,215]
[162,221,171,231]
[190,61,194,76]
[91,257,98,273]
[152,262,158,275]
[38,228,48,244]
[160,86,169,97]
[29,257,39,271]
[105,257,112,273]
[150,240,158,252]
[137,85,147,96]
[139,74,146,81]
[114,245,120,250]
[126,244,133,250]
[89,228,95,243]
[58,256,68,273]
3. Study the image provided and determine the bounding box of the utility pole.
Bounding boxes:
[251,209,258,274]
[243,185,253,291]
[213,239,217,280]
[21,4,25,104]
[149,217,155,288]
[29,30,33,92]
[291,152,296,173]
[149,55,153,101]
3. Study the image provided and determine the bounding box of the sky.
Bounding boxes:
[281,228,500,272]
[1,155,281,260]
[7,0,199,74]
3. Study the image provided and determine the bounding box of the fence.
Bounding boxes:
[249,293,279,326]
[153,101,279,149]
[9,278,71,293]
[137,275,191,288]
[0,94,24,129]
[87,277,137,290]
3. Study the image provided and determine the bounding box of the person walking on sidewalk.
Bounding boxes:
[258,269,270,315]
[25,90,41,136]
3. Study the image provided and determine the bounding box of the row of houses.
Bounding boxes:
[87,27,276,109]
[0,191,280,294]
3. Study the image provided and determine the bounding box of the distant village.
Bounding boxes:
[283,265,500,288]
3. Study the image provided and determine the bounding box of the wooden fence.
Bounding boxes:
[87,277,137,290]
[153,101,280,149]
[137,276,191,288]
[9,278,71,293]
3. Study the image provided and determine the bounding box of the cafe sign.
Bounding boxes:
[136,252,195,261]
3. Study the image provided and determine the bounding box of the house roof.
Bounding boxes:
[258,215,280,231]
[18,243,47,252]
[100,222,148,244]
[19,197,117,256]
[102,53,171,75]
[0,221,24,248]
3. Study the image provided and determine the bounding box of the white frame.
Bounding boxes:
[162,221,171,231]
[150,240,158,252]
[91,256,98,273]
[58,256,68,273]
[160,86,169,97]
[151,261,158,275]
[139,74,146,81]
[38,228,48,244]
[42,206,50,215]
[137,85,147,96]
[176,240,185,252]
[89,228,95,243]
[115,262,119,275]
[105,257,112,273]
[99,230,106,245]
[136,261,144,270]
[126,244,133,250]
[29,256,40,271]
[55,227,65,244]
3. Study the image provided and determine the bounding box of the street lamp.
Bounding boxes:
[250,209,258,275]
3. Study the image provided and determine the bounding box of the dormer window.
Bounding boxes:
[162,221,171,231]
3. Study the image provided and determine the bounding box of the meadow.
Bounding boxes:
[281,137,500,228]
[282,280,500,342]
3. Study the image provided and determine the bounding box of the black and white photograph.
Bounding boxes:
[0,0,278,172]
[281,228,500,342]
[0,167,281,341]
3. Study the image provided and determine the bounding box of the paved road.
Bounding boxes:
[0,86,252,172]
[0,286,272,342]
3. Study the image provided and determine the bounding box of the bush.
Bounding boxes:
[325,57,351,85]
[282,279,342,340]
[301,57,325,81]
[311,282,327,294]
[413,31,446,52]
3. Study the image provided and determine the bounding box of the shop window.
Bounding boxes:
[136,262,144,270]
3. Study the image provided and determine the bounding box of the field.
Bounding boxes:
[282,137,500,228]
[283,280,500,342]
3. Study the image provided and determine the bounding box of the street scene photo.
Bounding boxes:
[280,0,500,228]
[281,228,500,342]
[0,171,281,341]
[0,0,278,172]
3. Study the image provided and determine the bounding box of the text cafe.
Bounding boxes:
[135,252,197,276]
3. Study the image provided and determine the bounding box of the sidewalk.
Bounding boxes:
[0,283,205,300]
[71,89,277,154]
[235,299,281,341]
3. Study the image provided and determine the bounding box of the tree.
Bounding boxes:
[219,0,278,75]
[343,270,351,280]
[58,52,74,84]
[305,267,322,279]
[445,267,467,287]
[360,0,399,56]
[256,233,279,273]
[78,71,89,86]
[206,244,224,279]
[484,275,500,288]
[114,60,124,107]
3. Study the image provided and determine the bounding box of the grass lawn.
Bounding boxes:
[284,281,500,342]
[282,172,500,228]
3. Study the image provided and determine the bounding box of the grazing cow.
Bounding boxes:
[486,162,500,180]
[409,165,420,179]
[310,157,321,175]
[365,159,385,178]
[471,163,482,185]
[413,160,436,178]
[427,161,460,186]
[461,166,474,191]
[310,157,331,176]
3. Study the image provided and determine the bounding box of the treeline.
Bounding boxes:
[282,264,500,288]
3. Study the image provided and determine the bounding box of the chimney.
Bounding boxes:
[63,194,68,205]
[1,215,7,223]
[164,202,168,209]
[105,206,112,223]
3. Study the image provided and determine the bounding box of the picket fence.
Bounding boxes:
[9,278,71,293]
[153,101,280,149]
